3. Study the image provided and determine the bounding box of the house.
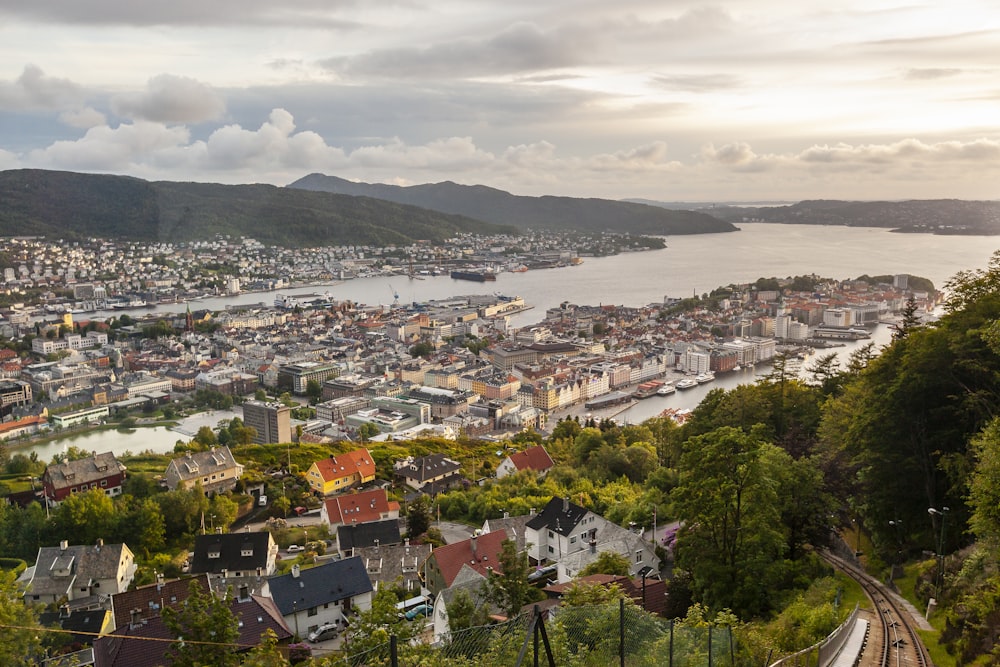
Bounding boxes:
[543,573,666,616]
[42,452,127,506]
[39,605,113,648]
[352,539,431,595]
[336,519,402,558]
[553,523,659,583]
[431,565,492,644]
[320,488,400,529]
[524,497,608,565]
[109,574,212,631]
[26,540,136,605]
[305,449,377,496]
[93,586,290,667]
[423,530,508,595]
[495,445,555,479]
[393,454,463,495]
[268,558,373,640]
[188,531,277,595]
[162,446,243,495]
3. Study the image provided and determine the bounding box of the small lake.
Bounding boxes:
[16,426,183,464]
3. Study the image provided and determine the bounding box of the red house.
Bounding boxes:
[42,451,127,507]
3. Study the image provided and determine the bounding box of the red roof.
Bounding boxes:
[314,448,376,482]
[324,488,399,526]
[507,446,554,473]
[431,529,508,587]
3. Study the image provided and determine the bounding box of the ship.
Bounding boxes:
[695,371,716,384]
[675,378,698,390]
[450,269,497,282]
[656,383,676,396]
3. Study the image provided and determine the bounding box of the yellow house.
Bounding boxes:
[306,448,377,496]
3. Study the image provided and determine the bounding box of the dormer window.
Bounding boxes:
[208,550,221,559]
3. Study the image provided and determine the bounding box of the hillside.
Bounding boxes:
[697,199,1000,235]
[288,173,737,235]
[0,169,516,246]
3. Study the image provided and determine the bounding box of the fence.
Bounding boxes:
[765,604,861,667]
[341,600,737,667]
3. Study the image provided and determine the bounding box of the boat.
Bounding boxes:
[450,269,497,282]
[695,372,716,384]
[675,378,698,390]
[656,383,676,396]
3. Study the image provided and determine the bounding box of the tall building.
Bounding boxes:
[242,400,292,444]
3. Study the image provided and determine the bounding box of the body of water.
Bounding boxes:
[20,426,182,463]
[40,224,1000,454]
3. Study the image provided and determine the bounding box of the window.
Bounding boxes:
[548,545,554,554]
[547,530,554,539]
[100,480,107,487]
[308,607,318,617]
[570,536,577,544]
[635,551,643,563]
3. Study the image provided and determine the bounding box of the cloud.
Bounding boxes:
[27,121,191,171]
[0,64,84,111]
[59,107,107,129]
[112,74,225,124]
[0,1,362,28]
[651,73,741,93]
[904,68,962,80]
[324,22,585,79]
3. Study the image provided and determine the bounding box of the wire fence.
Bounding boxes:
[335,600,737,667]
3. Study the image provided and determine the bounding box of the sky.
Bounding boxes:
[2,1,1000,201]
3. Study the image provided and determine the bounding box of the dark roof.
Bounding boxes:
[395,454,461,483]
[268,557,374,616]
[190,532,271,575]
[39,607,110,645]
[93,594,290,667]
[44,452,126,491]
[525,497,589,537]
[110,575,211,629]
[337,519,401,552]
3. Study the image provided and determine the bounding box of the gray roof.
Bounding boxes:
[165,446,241,483]
[337,519,402,553]
[353,541,432,588]
[44,452,126,491]
[30,542,132,598]
[268,557,373,615]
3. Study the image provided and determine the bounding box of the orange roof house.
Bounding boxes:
[321,488,400,528]
[306,448,377,496]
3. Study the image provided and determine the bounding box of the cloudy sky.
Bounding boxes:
[2,1,1000,201]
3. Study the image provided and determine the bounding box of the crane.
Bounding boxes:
[388,284,399,306]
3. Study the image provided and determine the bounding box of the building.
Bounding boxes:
[48,405,111,429]
[242,400,292,444]
[305,449,377,496]
[320,488,400,529]
[26,540,136,605]
[42,451,127,506]
[162,446,243,495]
[0,379,32,417]
[188,532,278,594]
[495,445,555,479]
[268,558,373,639]
[423,530,508,595]
[393,454,463,494]
[336,519,403,558]
[353,539,431,594]
[277,361,341,395]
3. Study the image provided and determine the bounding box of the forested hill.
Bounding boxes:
[288,173,737,235]
[0,169,516,246]
[694,199,1000,235]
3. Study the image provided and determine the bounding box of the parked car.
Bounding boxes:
[286,544,304,553]
[294,506,308,516]
[404,604,432,620]
[307,622,340,643]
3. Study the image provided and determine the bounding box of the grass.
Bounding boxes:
[894,561,955,667]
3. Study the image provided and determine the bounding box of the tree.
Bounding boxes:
[240,629,290,667]
[0,570,42,665]
[305,379,322,404]
[446,587,491,631]
[968,417,1000,544]
[893,294,921,340]
[208,494,239,532]
[670,426,786,617]
[409,342,433,358]
[345,588,417,657]
[358,422,380,442]
[162,580,240,667]
[52,488,117,546]
[579,550,631,577]
[484,538,542,618]
[406,494,431,539]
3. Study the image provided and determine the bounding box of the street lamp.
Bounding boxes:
[888,519,903,578]
[928,507,949,598]
[638,565,654,612]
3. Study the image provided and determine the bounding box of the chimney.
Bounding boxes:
[59,603,70,619]
[130,608,142,628]
[563,497,570,513]
[95,538,103,551]
[60,540,68,551]
[589,539,597,554]
[292,564,300,579]
[238,584,249,601]
[470,534,478,557]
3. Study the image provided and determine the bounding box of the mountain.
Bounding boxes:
[287,174,737,235]
[689,199,1000,235]
[0,169,516,246]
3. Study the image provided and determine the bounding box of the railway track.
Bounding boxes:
[821,550,932,667]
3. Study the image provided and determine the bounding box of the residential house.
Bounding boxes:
[495,445,555,479]
[554,526,659,584]
[42,452,127,506]
[109,574,212,631]
[423,530,508,595]
[524,497,610,565]
[162,446,243,495]
[543,573,666,616]
[188,531,277,595]
[352,539,431,595]
[336,519,402,558]
[268,558,373,639]
[320,488,399,530]
[393,454,463,495]
[93,585,290,667]
[305,449,376,496]
[430,566,492,644]
[26,540,136,605]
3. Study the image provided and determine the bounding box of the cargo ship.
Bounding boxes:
[450,269,497,282]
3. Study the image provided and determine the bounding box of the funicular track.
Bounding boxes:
[821,550,932,667]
